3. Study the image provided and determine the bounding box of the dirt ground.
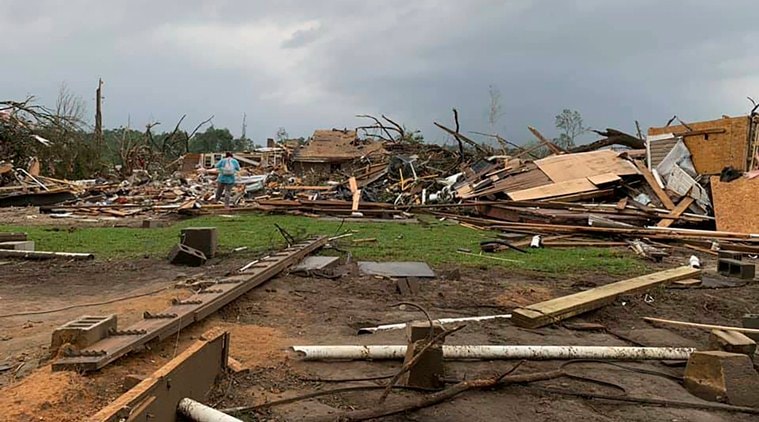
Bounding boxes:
[1,247,759,421]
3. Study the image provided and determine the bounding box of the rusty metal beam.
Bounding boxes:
[89,328,230,422]
[54,237,327,371]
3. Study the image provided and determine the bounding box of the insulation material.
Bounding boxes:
[710,176,759,234]
[656,140,697,179]
[534,150,639,183]
[648,116,750,174]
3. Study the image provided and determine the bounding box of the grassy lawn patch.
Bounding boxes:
[0,214,645,275]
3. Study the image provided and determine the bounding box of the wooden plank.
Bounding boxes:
[535,150,638,183]
[656,196,694,228]
[89,328,229,422]
[643,317,759,335]
[0,233,27,242]
[348,176,358,193]
[507,178,597,201]
[54,237,327,371]
[587,172,621,186]
[512,266,701,328]
[352,190,361,212]
[634,160,676,210]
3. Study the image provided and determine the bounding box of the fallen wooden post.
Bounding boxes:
[512,266,701,328]
[89,328,230,422]
[54,237,327,371]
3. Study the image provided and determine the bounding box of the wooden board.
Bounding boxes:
[89,328,229,422]
[648,116,750,174]
[656,196,694,228]
[587,172,622,186]
[534,150,638,183]
[634,160,676,210]
[711,176,759,234]
[507,178,597,201]
[512,266,701,328]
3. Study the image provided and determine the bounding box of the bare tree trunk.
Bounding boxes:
[94,78,103,148]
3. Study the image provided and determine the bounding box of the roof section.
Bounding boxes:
[293,129,384,163]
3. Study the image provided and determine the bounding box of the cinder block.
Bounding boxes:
[710,329,757,355]
[718,258,755,279]
[401,322,445,389]
[51,315,117,354]
[0,241,35,251]
[168,244,207,267]
[684,351,759,406]
[742,314,759,342]
[180,227,218,258]
[718,250,743,260]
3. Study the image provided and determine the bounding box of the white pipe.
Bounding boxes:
[177,398,242,422]
[357,314,512,335]
[0,250,94,260]
[291,345,696,361]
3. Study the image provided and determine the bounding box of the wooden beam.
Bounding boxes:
[89,328,229,422]
[512,266,701,328]
[644,317,759,335]
[634,160,676,210]
[657,196,695,227]
[528,126,565,155]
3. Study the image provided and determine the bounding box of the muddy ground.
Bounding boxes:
[1,247,758,421]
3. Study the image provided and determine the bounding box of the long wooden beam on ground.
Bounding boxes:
[89,328,229,422]
[511,266,701,328]
[53,237,327,372]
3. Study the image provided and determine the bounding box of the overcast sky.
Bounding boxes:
[2,0,758,145]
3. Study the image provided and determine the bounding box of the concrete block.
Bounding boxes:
[710,329,757,355]
[51,315,117,354]
[742,314,759,342]
[400,322,445,389]
[168,244,207,267]
[180,227,218,258]
[683,351,759,406]
[718,258,755,279]
[0,241,35,251]
[141,220,164,229]
[718,250,743,260]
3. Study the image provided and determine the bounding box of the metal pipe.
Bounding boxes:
[291,345,696,361]
[177,398,242,422]
[357,314,512,335]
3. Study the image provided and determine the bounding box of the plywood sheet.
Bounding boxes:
[535,150,638,183]
[587,172,621,186]
[507,178,597,201]
[710,176,759,234]
[649,116,750,174]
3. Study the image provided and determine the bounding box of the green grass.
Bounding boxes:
[0,214,645,275]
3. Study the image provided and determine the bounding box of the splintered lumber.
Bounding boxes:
[657,196,695,228]
[512,266,701,328]
[635,160,676,210]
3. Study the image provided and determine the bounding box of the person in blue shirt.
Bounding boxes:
[214,152,240,208]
